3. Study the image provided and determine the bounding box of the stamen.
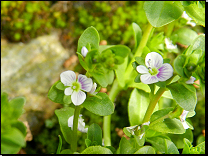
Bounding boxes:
[147,59,151,67]
[73,86,76,89]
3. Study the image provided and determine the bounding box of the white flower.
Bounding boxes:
[60,70,93,105]
[186,76,196,84]
[89,82,98,95]
[181,11,196,27]
[165,37,177,50]
[68,115,88,133]
[81,46,88,57]
[180,110,190,129]
[136,52,173,84]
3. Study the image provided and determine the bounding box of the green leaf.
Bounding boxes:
[90,68,114,88]
[86,123,102,146]
[1,92,9,111]
[183,34,205,56]
[146,136,179,154]
[1,128,26,154]
[134,146,156,154]
[81,146,113,154]
[115,57,128,88]
[167,83,197,111]
[196,141,205,154]
[173,54,187,78]
[171,28,198,46]
[56,81,65,90]
[128,88,158,126]
[60,149,73,154]
[184,3,205,27]
[11,121,27,137]
[135,57,145,66]
[77,52,88,71]
[63,95,72,105]
[167,129,193,149]
[103,45,130,58]
[55,107,74,144]
[144,1,183,27]
[149,118,185,134]
[9,97,26,120]
[56,135,62,154]
[182,138,192,154]
[85,139,92,148]
[82,93,114,116]
[132,22,142,51]
[48,80,65,104]
[150,107,174,123]
[77,26,100,53]
[118,137,137,154]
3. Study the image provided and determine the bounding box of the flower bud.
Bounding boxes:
[81,46,88,57]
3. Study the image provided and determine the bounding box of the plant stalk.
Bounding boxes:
[142,87,167,123]
[103,79,122,146]
[71,105,82,153]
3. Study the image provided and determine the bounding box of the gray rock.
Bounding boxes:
[1,33,71,134]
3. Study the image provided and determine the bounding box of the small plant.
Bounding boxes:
[48,1,205,154]
[1,91,27,154]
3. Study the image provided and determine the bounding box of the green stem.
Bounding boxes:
[165,21,175,37]
[142,87,167,123]
[125,23,153,78]
[71,105,82,153]
[103,79,122,146]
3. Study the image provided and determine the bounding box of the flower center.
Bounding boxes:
[148,67,158,76]
[72,81,81,92]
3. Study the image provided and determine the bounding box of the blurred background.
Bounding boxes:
[1,1,205,154]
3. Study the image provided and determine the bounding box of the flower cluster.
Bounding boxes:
[136,52,173,84]
[60,70,97,106]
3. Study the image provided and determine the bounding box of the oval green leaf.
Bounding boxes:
[144,1,183,27]
[82,93,114,116]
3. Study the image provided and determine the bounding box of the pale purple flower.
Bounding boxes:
[60,70,93,105]
[89,82,98,95]
[186,76,196,84]
[180,110,190,129]
[68,114,88,133]
[136,52,173,84]
[81,46,88,57]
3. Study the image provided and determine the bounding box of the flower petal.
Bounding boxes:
[157,63,173,81]
[78,74,93,92]
[68,115,74,128]
[186,76,196,84]
[136,65,149,74]
[182,121,190,129]
[140,73,158,84]
[64,87,73,95]
[71,90,86,106]
[78,115,88,133]
[145,52,163,68]
[60,70,76,86]
[89,82,97,94]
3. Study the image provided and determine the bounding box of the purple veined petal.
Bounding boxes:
[64,87,73,95]
[60,70,76,86]
[145,52,163,68]
[71,90,86,106]
[140,73,158,84]
[136,65,149,74]
[78,74,93,92]
[157,63,173,81]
